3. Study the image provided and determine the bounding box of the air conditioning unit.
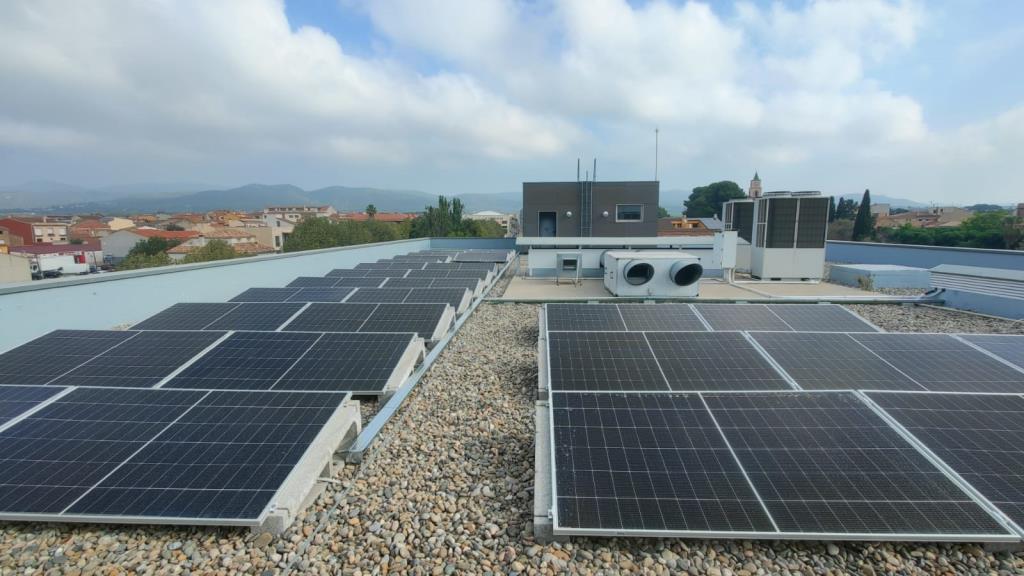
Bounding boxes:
[603,250,703,297]
[750,192,829,280]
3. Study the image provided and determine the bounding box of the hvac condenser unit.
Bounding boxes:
[750,192,830,280]
[603,250,703,297]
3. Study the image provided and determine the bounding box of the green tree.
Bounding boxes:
[127,237,181,257]
[283,217,410,252]
[118,251,172,270]
[834,198,858,220]
[366,204,378,219]
[827,219,854,241]
[409,196,469,237]
[828,196,836,222]
[683,181,745,218]
[182,240,235,263]
[284,218,339,252]
[657,206,671,218]
[852,189,874,241]
[1001,216,1023,250]
[464,219,506,238]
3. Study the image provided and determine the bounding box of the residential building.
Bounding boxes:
[870,204,890,218]
[0,216,70,245]
[263,205,336,223]
[107,217,135,231]
[336,211,417,224]
[1017,203,1024,219]
[466,211,520,236]
[261,214,295,250]
[101,228,200,261]
[747,172,762,198]
[658,216,722,237]
[0,253,31,284]
[876,206,972,229]
[10,240,104,268]
[0,223,25,249]
[69,218,112,240]
[166,229,274,261]
[521,181,659,237]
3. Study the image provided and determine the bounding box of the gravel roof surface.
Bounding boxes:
[848,303,1024,334]
[2,302,1024,575]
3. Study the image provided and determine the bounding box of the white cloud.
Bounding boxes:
[0,0,573,167]
[0,0,1019,204]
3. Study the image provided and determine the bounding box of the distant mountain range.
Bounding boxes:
[0,180,949,215]
[838,193,928,209]
[0,181,524,215]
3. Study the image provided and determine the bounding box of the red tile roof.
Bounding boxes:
[10,241,101,254]
[133,229,200,240]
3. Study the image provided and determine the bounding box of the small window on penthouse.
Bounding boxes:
[616,204,643,222]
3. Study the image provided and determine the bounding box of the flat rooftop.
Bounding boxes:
[500,276,882,300]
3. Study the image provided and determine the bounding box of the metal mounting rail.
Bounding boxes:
[486,294,946,305]
[345,256,514,461]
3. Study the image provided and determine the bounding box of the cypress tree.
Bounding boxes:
[852,189,874,241]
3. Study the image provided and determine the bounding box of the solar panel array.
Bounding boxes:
[542,302,1024,541]
[0,387,349,522]
[0,247,513,528]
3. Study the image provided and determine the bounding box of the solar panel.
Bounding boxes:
[354,262,392,269]
[547,332,666,391]
[283,303,377,332]
[551,392,775,533]
[425,262,496,272]
[959,335,1024,371]
[869,391,1024,530]
[546,304,626,332]
[204,303,305,331]
[380,277,435,289]
[0,330,138,385]
[617,304,707,331]
[65,389,347,521]
[0,387,208,514]
[324,268,369,278]
[454,250,511,263]
[363,269,411,278]
[749,332,924,391]
[287,276,340,288]
[345,287,413,303]
[360,303,449,338]
[50,331,226,388]
[230,288,301,303]
[426,278,482,291]
[285,287,355,303]
[766,304,878,332]
[132,303,239,331]
[645,332,791,391]
[852,334,1024,393]
[333,277,387,288]
[704,391,1008,537]
[406,268,489,280]
[404,288,470,309]
[693,304,791,331]
[275,333,418,393]
[164,332,322,390]
[0,385,65,426]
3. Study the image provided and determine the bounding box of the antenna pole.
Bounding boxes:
[577,158,580,182]
[655,128,659,181]
[593,158,597,182]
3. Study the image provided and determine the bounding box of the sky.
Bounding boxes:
[0,0,1022,205]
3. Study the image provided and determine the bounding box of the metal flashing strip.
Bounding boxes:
[690,303,714,331]
[346,256,514,459]
[740,331,802,390]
